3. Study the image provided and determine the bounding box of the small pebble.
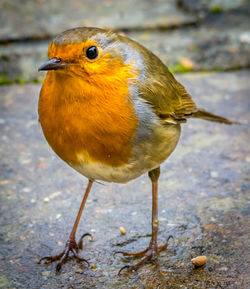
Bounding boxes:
[179,57,195,70]
[38,162,46,167]
[22,187,31,193]
[19,158,31,165]
[240,32,250,43]
[191,255,207,267]
[0,180,10,185]
[119,226,126,235]
[218,266,228,271]
[42,271,51,276]
[210,171,219,178]
[49,191,62,199]
[57,241,63,246]
[43,197,50,203]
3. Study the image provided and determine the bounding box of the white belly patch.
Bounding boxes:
[70,156,146,183]
[69,123,181,183]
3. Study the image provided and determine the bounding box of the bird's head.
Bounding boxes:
[39,27,145,84]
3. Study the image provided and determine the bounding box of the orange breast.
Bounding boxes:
[39,69,138,167]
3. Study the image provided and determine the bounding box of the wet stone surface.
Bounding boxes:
[178,0,250,13]
[0,70,249,288]
[1,10,250,83]
[0,0,196,41]
[0,0,250,83]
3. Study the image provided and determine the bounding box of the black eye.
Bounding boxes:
[86,46,98,60]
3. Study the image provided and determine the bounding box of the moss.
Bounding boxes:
[169,63,193,74]
[0,275,11,288]
[0,76,43,85]
[31,78,43,84]
[211,5,223,14]
[1,55,9,61]
[201,68,209,73]
[16,77,26,84]
[0,77,14,85]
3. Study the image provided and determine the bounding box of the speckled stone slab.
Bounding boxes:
[0,0,196,41]
[0,10,249,83]
[0,71,249,288]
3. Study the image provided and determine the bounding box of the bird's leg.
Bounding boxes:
[39,180,94,272]
[115,167,172,274]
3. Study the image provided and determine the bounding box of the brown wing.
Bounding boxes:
[138,48,197,124]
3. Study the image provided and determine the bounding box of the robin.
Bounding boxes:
[38,27,234,273]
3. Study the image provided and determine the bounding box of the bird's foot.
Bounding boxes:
[115,235,173,275]
[39,233,93,272]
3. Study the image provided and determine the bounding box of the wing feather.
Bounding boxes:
[137,47,197,123]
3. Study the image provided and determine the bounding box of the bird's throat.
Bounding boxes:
[38,71,138,167]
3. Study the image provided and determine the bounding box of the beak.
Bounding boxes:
[38,58,67,71]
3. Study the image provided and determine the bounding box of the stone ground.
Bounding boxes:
[0,70,249,289]
[0,0,250,288]
[0,0,250,83]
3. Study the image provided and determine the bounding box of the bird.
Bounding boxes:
[38,27,234,273]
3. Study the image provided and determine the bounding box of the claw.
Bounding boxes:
[116,235,174,275]
[72,249,90,266]
[113,251,121,257]
[38,252,64,264]
[114,248,148,257]
[118,265,131,276]
[157,235,174,251]
[118,253,154,275]
[39,233,92,271]
[167,234,174,243]
[78,233,93,249]
[56,263,62,272]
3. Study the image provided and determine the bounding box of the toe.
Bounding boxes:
[114,248,149,257]
[78,233,93,249]
[38,252,64,264]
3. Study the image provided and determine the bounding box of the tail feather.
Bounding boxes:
[192,109,237,125]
